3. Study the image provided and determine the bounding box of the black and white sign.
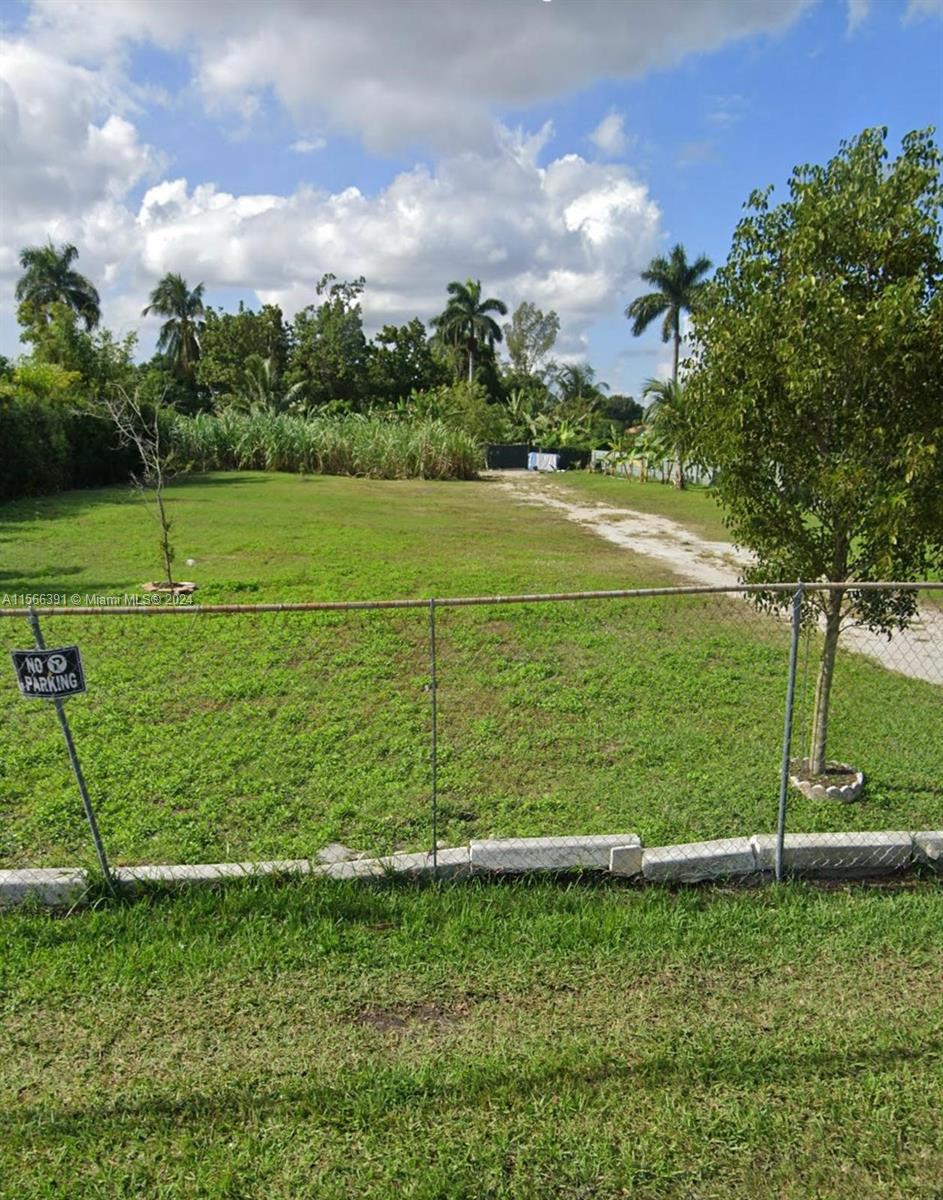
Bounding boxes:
[11,646,86,699]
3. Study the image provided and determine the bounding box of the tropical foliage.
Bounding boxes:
[142,273,206,380]
[431,279,508,382]
[174,411,481,479]
[626,243,712,381]
[641,377,698,488]
[503,301,559,378]
[14,241,101,331]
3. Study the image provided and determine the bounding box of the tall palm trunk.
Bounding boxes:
[672,317,685,488]
[466,336,475,383]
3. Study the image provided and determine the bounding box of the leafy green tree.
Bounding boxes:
[408,380,509,444]
[15,241,101,331]
[626,243,712,382]
[142,274,206,380]
[365,318,447,407]
[431,279,508,383]
[641,377,697,488]
[286,275,367,411]
[687,126,943,774]
[18,302,136,398]
[197,303,290,404]
[0,360,81,403]
[503,301,560,378]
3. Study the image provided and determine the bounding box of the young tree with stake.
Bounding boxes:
[688,127,943,776]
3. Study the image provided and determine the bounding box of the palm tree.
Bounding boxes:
[555,362,608,405]
[142,274,206,378]
[642,376,698,488]
[431,279,507,382]
[15,241,101,330]
[626,244,712,382]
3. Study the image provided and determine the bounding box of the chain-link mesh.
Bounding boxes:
[1,583,940,900]
[0,606,434,897]
[434,590,792,879]
[779,586,943,878]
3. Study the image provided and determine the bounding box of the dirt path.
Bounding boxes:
[492,471,943,686]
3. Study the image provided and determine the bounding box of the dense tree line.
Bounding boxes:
[3,246,645,451]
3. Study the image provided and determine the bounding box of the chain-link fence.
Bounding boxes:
[1,582,940,899]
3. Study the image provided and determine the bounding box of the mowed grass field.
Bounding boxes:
[2,472,942,1198]
[0,471,940,868]
[3,877,943,1199]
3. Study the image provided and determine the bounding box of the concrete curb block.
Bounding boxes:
[3,831,938,908]
[608,843,644,877]
[314,848,471,881]
[913,832,943,871]
[751,832,915,878]
[0,868,89,907]
[115,860,314,889]
[640,838,757,883]
[471,835,640,874]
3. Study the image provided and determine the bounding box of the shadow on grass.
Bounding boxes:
[10,1038,940,1141]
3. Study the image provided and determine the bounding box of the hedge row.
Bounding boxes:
[0,397,138,502]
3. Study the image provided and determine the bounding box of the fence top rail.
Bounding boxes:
[1,581,940,618]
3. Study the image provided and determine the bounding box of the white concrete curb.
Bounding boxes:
[470,835,639,873]
[2,830,939,908]
[913,831,943,872]
[752,832,915,878]
[639,838,757,883]
[116,859,313,888]
[0,868,88,907]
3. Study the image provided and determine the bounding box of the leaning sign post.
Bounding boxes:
[11,609,114,890]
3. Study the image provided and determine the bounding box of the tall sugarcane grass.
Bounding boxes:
[171,411,482,480]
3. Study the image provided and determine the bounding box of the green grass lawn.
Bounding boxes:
[2,877,942,1199]
[0,471,940,869]
[2,474,941,1198]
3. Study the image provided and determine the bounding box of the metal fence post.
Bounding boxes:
[775,583,804,883]
[27,607,115,892]
[428,598,438,876]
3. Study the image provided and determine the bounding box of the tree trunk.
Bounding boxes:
[672,327,680,383]
[154,476,174,585]
[674,459,685,489]
[809,590,844,775]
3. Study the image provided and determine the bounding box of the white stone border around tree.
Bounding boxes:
[790,764,865,803]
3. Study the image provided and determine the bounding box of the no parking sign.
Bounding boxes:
[11,645,86,699]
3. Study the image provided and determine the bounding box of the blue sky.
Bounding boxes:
[1,0,941,396]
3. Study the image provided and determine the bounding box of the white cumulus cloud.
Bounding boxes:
[0,32,662,356]
[23,0,814,154]
[130,136,662,354]
[290,138,326,154]
[589,111,630,157]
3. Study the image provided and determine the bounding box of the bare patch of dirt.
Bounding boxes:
[352,1000,474,1033]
